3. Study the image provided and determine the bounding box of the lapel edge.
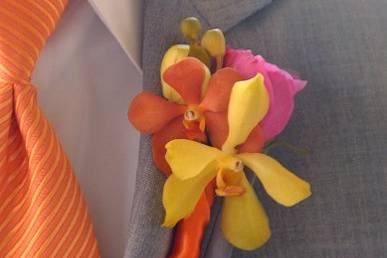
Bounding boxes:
[89,0,143,75]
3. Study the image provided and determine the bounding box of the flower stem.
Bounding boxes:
[215,55,223,71]
[263,138,310,156]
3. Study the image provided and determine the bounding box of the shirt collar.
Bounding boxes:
[89,0,143,74]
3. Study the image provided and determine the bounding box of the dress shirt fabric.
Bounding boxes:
[32,0,142,257]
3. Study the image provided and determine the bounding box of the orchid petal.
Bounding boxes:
[204,111,228,149]
[206,112,265,153]
[165,139,223,180]
[160,44,190,104]
[199,68,243,112]
[237,125,264,154]
[238,153,311,207]
[128,92,185,134]
[222,74,269,154]
[163,57,210,105]
[151,116,186,176]
[221,174,271,250]
[162,164,217,227]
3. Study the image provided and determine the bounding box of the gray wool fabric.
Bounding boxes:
[125,0,387,258]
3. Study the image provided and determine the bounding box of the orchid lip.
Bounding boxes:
[215,185,246,197]
[215,157,246,197]
[182,106,206,137]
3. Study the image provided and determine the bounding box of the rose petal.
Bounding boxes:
[224,47,306,142]
[224,48,275,99]
[224,48,265,80]
[163,57,210,105]
[151,116,186,176]
[199,68,243,112]
[260,63,307,141]
[128,92,185,134]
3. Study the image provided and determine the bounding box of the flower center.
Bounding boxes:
[215,157,245,197]
[183,106,206,142]
[184,109,199,121]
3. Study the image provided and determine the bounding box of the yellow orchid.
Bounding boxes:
[162,73,312,250]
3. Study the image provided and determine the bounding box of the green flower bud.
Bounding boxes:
[201,29,226,57]
[180,17,201,42]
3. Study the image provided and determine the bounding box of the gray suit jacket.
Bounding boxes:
[125,0,387,257]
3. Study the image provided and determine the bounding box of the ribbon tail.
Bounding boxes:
[168,182,215,258]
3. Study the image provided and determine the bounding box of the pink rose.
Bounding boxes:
[224,48,307,142]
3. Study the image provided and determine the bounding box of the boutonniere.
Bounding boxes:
[162,74,311,250]
[128,17,311,257]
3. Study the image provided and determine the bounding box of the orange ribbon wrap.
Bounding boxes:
[168,182,215,258]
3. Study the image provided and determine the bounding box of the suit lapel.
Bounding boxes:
[192,0,272,31]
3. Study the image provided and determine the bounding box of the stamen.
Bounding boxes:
[232,160,244,172]
[184,109,197,121]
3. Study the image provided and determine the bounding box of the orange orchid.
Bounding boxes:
[129,57,243,258]
[128,57,247,175]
